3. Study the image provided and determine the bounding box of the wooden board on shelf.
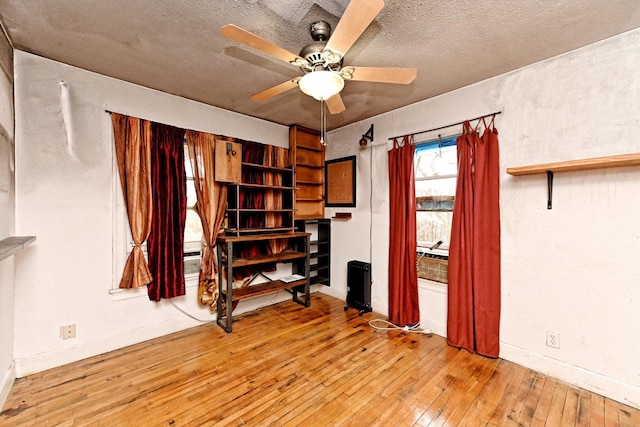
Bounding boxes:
[506,153,640,175]
[221,279,307,301]
[230,250,307,267]
[214,139,242,183]
[291,125,324,151]
[296,165,324,182]
[296,184,324,200]
[295,200,325,219]
[296,148,325,167]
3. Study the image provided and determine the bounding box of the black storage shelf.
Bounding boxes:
[294,219,331,288]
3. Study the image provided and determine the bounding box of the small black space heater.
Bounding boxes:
[344,260,372,316]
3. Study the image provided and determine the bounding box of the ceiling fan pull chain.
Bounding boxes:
[320,100,327,146]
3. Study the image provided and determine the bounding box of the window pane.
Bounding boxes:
[415,177,456,198]
[414,140,455,283]
[416,211,452,246]
[186,179,197,209]
[415,145,457,178]
[185,208,202,244]
[184,145,194,179]
[183,143,203,246]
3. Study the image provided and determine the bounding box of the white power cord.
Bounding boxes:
[368,318,432,335]
[168,300,213,323]
[168,290,283,323]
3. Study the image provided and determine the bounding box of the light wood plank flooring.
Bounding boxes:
[1,293,638,426]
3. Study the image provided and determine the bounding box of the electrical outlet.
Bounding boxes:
[546,330,559,348]
[60,324,76,340]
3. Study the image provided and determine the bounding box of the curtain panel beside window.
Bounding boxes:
[147,122,188,302]
[448,117,501,358]
[186,130,228,310]
[388,135,420,327]
[112,113,154,289]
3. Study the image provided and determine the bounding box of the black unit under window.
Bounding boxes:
[294,219,331,287]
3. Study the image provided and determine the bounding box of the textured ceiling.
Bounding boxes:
[1,0,640,131]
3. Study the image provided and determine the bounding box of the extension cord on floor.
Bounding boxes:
[369,319,433,335]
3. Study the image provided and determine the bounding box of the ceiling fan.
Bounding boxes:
[221,0,417,115]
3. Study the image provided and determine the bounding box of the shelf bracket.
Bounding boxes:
[546,170,553,210]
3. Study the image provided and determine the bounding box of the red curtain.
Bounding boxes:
[388,135,420,327]
[147,122,187,301]
[448,117,501,358]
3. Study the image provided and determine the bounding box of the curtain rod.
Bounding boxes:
[387,111,502,141]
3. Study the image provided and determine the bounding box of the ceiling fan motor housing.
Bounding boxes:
[299,41,327,67]
[310,20,331,41]
[300,21,342,72]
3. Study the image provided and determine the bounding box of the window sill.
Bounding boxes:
[110,275,198,301]
[418,278,447,294]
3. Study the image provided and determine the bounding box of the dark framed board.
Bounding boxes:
[325,155,356,207]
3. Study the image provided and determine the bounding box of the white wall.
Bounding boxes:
[324,28,640,408]
[12,51,293,377]
[0,26,16,409]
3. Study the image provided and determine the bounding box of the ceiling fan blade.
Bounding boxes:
[347,66,417,84]
[250,78,300,102]
[324,0,385,59]
[326,94,346,114]
[221,24,306,66]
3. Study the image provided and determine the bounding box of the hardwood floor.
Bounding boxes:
[1,293,638,426]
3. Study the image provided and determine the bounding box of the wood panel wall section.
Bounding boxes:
[289,125,325,219]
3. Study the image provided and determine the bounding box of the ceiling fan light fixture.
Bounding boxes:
[298,70,344,101]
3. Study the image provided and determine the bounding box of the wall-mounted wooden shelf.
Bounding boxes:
[0,236,36,262]
[506,153,640,176]
[332,212,352,220]
[506,153,640,209]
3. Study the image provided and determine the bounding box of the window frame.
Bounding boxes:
[414,134,458,284]
[110,139,203,298]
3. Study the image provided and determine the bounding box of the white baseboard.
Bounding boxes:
[14,289,319,378]
[319,286,389,316]
[14,315,208,378]
[423,320,447,337]
[318,286,346,301]
[500,342,640,410]
[0,362,16,411]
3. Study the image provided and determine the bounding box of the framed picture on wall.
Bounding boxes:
[325,155,356,207]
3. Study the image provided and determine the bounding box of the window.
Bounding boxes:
[112,141,203,296]
[183,143,203,277]
[414,135,458,283]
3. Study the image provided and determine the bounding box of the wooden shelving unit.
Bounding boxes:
[289,125,325,219]
[225,162,295,235]
[507,153,640,209]
[216,231,311,333]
